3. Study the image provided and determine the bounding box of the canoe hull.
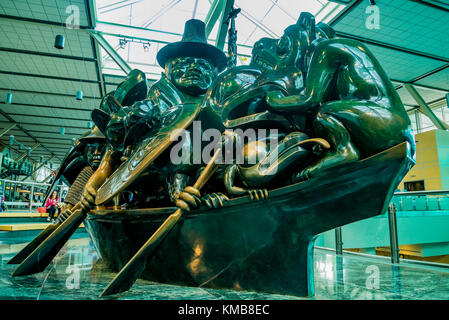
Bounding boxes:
[85,142,414,297]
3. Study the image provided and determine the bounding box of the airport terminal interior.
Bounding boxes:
[0,0,449,300]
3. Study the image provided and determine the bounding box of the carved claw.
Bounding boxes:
[202,193,230,209]
[176,186,202,212]
[247,189,269,201]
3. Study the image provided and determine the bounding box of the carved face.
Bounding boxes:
[251,24,308,72]
[85,142,106,169]
[104,107,131,152]
[166,57,217,96]
[250,37,278,72]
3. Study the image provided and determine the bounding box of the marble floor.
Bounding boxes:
[0,230,448,300]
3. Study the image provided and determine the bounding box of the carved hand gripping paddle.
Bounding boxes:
[99,132,233,297]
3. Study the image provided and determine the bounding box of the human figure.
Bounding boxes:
[84,19,228,210]
[62,127,107,213]
[98,19,226,151]
[179,12,414,206]
[45,190,58,222]
[0,197,5,212]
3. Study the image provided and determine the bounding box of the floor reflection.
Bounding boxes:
[0,231,448,300]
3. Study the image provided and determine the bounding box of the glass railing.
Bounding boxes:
[324,190,449,265]
[1,179,69,212]
[392,190,449,212]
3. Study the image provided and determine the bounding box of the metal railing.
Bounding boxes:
[392,190,449,212]
[1,179,69,213]
[333,190,449,264]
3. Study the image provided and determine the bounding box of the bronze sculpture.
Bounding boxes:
[62,127,106,212]
[263,13,415,181]
[91,19,228,208]
[10,13,415,298]
[7,126,107,265]
[7,69,149,268]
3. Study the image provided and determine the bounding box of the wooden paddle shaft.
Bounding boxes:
[192,131,234,190]
[99,136,229,297]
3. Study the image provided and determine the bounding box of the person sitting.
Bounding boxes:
[45,190,59,222]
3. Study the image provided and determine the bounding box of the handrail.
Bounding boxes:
[315,246,449,270]
[394,190,449,196]
[1,179,69,212]
[1,179,53,187]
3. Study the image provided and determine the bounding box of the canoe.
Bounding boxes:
[84,141,414,297]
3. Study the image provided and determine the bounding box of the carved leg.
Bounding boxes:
[202,193,230,208]
[295,111,359,181]
[247,189,269,201]
[176,187,230,210]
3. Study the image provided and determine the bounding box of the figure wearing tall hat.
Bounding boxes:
[175,18,340,209]
[82,19,228,211]
[95,19,227,152]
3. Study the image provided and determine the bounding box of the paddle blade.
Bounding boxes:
[7,222,59,264]
[11,209,86,277]
[99,209,182,297]
[99,255,147,298]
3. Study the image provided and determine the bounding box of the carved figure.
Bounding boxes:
[62,127,106,211]
[87,19,228,210]
[261,13,415,181]
[11,14,416,300]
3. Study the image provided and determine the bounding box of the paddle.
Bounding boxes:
[99,135,229,297]
[11,206,87,276]
[7,203,81,265]
[11,151,115,277]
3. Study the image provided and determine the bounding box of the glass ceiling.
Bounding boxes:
[94,0,346,80]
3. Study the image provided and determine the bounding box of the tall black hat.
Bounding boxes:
[78,126,106,143]
[156,19,227,72]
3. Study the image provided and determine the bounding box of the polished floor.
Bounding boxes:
[0,230,448,300]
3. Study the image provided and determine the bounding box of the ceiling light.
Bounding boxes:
[5,92,12,104]
[76,90,83,101]
[119,38,127,49]
[54,34,65,49]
